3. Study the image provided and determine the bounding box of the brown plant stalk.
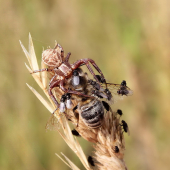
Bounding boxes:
[20,33,128,170]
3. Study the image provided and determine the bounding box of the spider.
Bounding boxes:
[32,43,106,108]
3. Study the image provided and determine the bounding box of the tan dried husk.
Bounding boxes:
[20,33,128,170]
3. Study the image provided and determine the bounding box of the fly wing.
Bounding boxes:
[100,83,133,103]
[45,114,60,131]
[105,83,133,96]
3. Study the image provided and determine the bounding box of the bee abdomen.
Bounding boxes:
[80,100,104,128]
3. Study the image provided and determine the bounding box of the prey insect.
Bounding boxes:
[64,68,113,128]
[45,68,111,130]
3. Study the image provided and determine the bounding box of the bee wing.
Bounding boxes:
[105,83,121,94]
[45,114,60,131]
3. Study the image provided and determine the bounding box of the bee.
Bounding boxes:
[46,68,110,130]
[46,68,132,130]
[66,68,114,128]
[73,98,105,128]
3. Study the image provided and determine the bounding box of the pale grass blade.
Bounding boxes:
[55,153,72,169]
[57,129,76,152]
[28,33,40,76]
[41,60,48,89]
[25,63,32,73]
[19,40,32,68]
[26,83,54,113]
[61,152,81,170]
[61,115,75,144]
[74,138,90,169]
[57,128,90,170]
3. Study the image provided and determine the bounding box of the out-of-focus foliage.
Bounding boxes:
[0,0,170,170]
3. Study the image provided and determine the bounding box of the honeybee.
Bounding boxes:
[65,68,111,128]
[45,68,112,129]
[73,97,105,128]
[46,68,132,129]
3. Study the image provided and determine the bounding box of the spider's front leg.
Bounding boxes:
[48,79,61,107]
[31,68,53,74]
[72,58,106,87]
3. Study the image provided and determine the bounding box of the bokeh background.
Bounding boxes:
[1,0,170,170]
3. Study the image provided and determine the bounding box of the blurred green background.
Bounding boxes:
[1,0,170,170]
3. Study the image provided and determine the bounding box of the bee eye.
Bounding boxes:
[59,102,66,113]
[72,70,80,86]
[72,76,80,86]
[66,99,73,109]
[65,93,73,109]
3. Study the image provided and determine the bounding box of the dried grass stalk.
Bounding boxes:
[20,33,128,170]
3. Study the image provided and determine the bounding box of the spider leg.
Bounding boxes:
[64,52,71,62]
[72,59,106,87]
[49,79,61,107]
[49,74,58,87]
[31,68,53,74]
[87,59,106,84]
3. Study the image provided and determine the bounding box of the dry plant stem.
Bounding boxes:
[20,34,128,170]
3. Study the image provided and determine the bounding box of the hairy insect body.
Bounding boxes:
[63,68,109,128]
[66,68,88,92]
[78,99,104,128]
